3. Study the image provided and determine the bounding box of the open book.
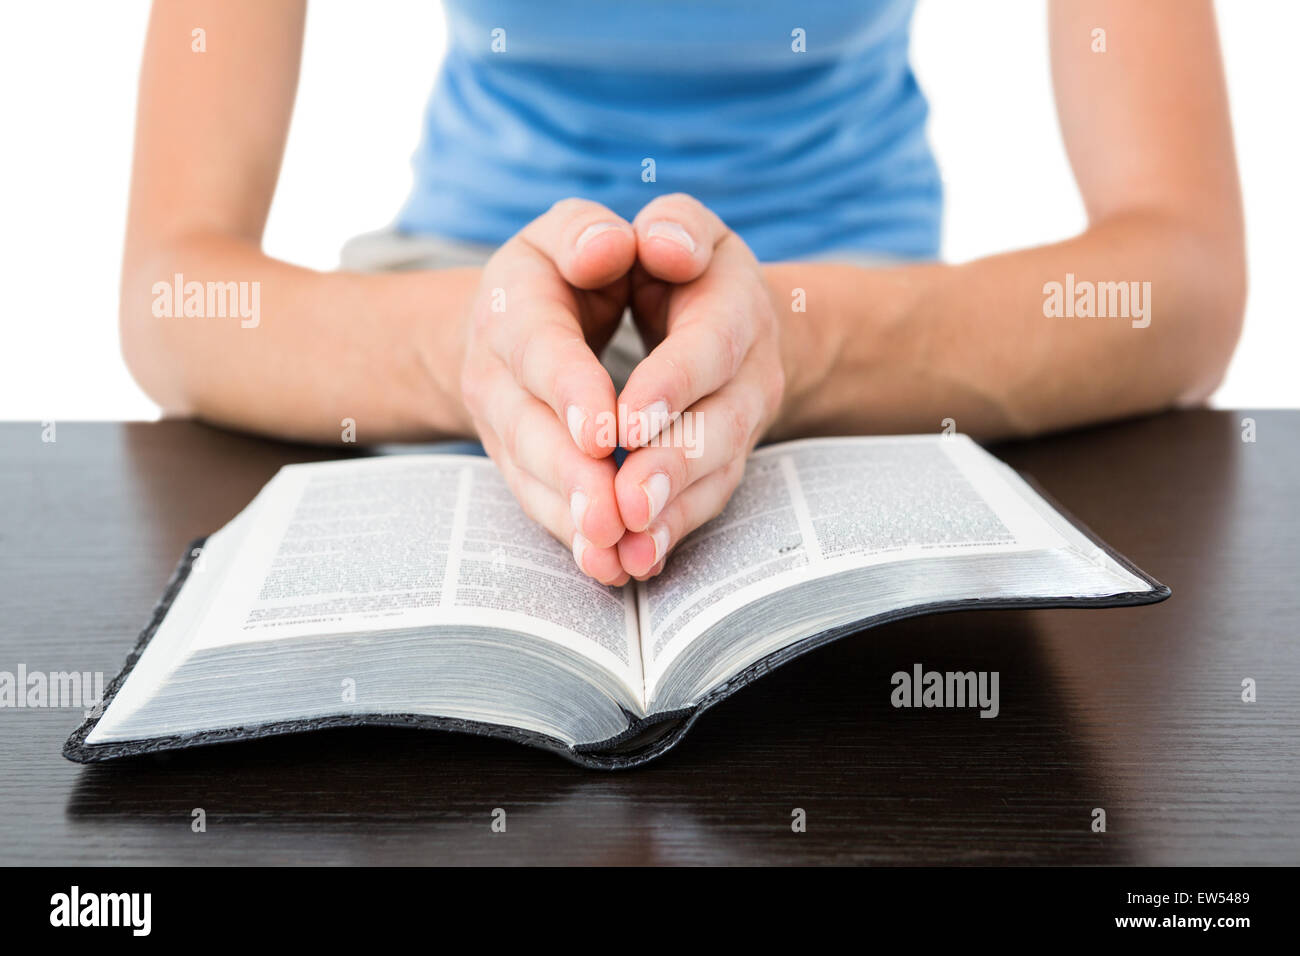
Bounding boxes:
[65,435,1168,768]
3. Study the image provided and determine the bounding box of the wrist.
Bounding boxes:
[762,262,843,437]
[407,267,480,439]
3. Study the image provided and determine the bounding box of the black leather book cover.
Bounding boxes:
[63,475,1170,769]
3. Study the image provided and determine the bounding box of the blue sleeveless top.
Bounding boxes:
[397,1,941,262]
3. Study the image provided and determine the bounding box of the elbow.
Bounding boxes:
[119,254,195,417]
[1173,230,1247,407]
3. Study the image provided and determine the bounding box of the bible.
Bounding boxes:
[64,434,1168,769]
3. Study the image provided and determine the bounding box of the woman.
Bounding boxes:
[120,0,1245,587]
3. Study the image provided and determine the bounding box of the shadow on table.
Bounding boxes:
[65,612,1135,864]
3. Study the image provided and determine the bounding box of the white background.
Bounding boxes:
[1,0,1295,421]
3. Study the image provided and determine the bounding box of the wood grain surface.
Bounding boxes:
[0,411,1296,864]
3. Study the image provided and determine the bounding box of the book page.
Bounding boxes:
[638,453,809,667]
[187,456,640,692]
[640,435,1072,684]
[454,460,639,676]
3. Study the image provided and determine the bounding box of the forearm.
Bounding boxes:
[120,233,478,444]
[766,211,1246,441]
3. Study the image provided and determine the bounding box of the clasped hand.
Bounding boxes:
[460,195,787,585]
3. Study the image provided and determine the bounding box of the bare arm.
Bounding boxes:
[120,0,474,443]
[122,1,663,583]
[769,0,1246,441]
[608,0,1247,579]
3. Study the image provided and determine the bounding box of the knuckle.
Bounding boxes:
[495,235,530,263]
[708,316,747,378]
[575,465,607,507]
[498,413,523,461]
[640,192,703,227]
[669,446,693,487]
[550,197,611,232]
[638,193,675,215]
[661,192,701,213]
[546,197,587,219]
[547,333,597,405]
[507,331,531,381]
[544,361,568,411]
[713,400,752,454]
[641,446,688,493]
[661,354,694,407]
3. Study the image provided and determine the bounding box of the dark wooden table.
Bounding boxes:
[1,411,1296,865]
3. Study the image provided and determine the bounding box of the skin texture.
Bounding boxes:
[121,0,1246,582]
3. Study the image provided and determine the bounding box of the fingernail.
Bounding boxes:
[570,490,589,534]
[576,222,621,250]
[566,404,587,448]
[646,220,696,253]
[633,400,669,445]
[649,524,671,564]
[572,532,590,572]
[642,472,670,525]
